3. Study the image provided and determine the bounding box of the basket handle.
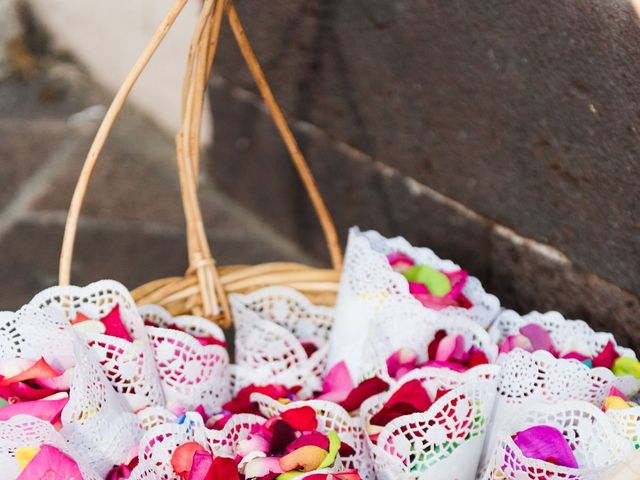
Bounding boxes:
[58,0,342,293]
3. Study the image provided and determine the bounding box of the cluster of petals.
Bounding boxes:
[170,407,359,480]
[387,252,472,310]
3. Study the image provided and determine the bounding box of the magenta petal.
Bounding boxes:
[386,348,418,379]
[592,341,620,369]
[499,335,534,354]
[318,361,354,402]
[0,397,68,423]
[100,305,133,342]
[519,324,555,353]
[423,360,468,372]
[408,281,429,296]
[188,450,214,480]
[36,370,73,391]
[17,444,84,480]
[387,252,415,271]
[443,270,468,300]
[512,425,578,468]
[286,432,330,453]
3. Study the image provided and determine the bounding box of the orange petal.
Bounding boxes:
[279,446,327,473]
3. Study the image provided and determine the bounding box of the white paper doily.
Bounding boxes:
[482,401,633,480]
[0,304,140,476]
[482,348,640,473]
[490,309,637,359]
[328,227,501,377]
[360,296,498,384]
[361,366,499,480]
[230,287,334,397]
[0,415,103,480]
[30,280,166,411]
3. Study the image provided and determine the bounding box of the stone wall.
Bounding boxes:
[206,0,640,348]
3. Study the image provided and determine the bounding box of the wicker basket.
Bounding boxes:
[58,0,342,328]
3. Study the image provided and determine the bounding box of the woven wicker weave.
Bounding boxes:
[58,0,342,327]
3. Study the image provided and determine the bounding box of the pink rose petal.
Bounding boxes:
[0,357,61,387]
[318,361,354,403]
[512,425,578,468]
[387,252,415,272]
[0,397,68,424]
[100,305,133,342]
[17,444,84,480]
[519,324,555,353]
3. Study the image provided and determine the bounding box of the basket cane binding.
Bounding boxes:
[58,0,342,328]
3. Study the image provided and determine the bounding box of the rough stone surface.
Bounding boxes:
[209,0,640,297]
[206,0,640,348]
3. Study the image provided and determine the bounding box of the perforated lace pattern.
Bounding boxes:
[482,401,633,480]
[30,280,165,410]
[482,348,640,475]
[230,287,334,397]
[340,228,500,326]
[490,309,637,359]
[0,305,140,477]
[0,416,103,480]
[361,367,499,480]
[360,296,499,383]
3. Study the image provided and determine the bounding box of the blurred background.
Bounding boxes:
[0,0,639,348]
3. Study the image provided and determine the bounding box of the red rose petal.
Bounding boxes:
[467,346,489,368]
[339,377,389,412]
[592,341,620,369]
[268,419,298,454]
[171,442,207,479]
[100,305,133,342]
[281,406,318,431]
[0,358,61,387]
[211,456,239,480]
[427,330,447,360]
[370,402,421,426]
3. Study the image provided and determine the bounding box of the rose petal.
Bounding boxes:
[16,447,39,469]
[403,265,452,297]
[237,424,272,456]
[281,406,317,431]
[386,348,418,379]
[2,381,56,401]
[604,396,631,411]
[613,357,640,379]
[444,270,468,301]
[499,335,533,354]
[318,361,353,403]
[211,456,240,480]
[338,377,389,412]
[435,335,460,362]
[285,432,329,453]
[467,346,489,368]
[519,324,555,353]
[592,341,620,369]
[370,379,432,426]
[317,431,340,469]
[302,471,362,480]
[193,336,227,348]
[245,456,283,478]
[100,305,133,342]
[279,446,328,473]
[269,420,298,454]
[36,368,73,391]
[171,442,207,479]
[512,425,578,469]
[0,397,68,424]
[387,252,415,272]
[561,352,590,362]
[422,360,468,372]
[427,330,447,360]
[17,444,84,480]
[186,450,216,480]
[106,463,134,480]
[0,357,61,387]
